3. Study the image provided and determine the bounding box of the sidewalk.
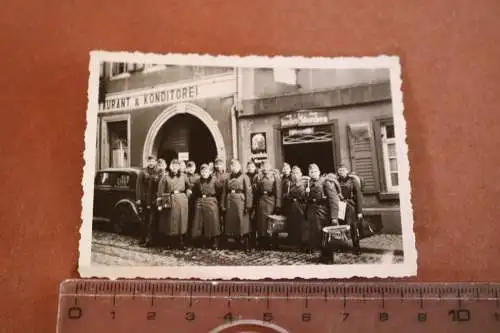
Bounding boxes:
[358,234,403,255]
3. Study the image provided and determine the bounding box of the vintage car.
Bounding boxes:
[93,168,143,233]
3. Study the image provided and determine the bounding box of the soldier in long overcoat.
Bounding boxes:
[245,160,259,247]
[280,163,292,234]
[213,158,229,232]
[221,159,253,250]
[137,156,159,247]
[255,161,282,249]
[304,163,340,263]
[337,164,364,253]
[191,164,221,249]
[185,161,200,246]
[157,159,192,249]
[153,158,167,243]
[285,166,308,249]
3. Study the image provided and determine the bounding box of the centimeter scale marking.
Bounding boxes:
[58,280,500,332]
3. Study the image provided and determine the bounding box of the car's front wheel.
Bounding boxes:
[112,203,135,234]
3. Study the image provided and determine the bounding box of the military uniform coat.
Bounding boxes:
[185,172,200,229]
[280,174,292,219]
[213,171,228,201]
[157,172,190,236]
[304,177,340,248]
[137,167,159,207]
[246,171,258,222]
[286,176,307,244]
[185,172,200,190]
[255,171,282,237]
[222,172,253,237]
[191,176,221,238]
[246,172,259,204]
[338,174,363,232]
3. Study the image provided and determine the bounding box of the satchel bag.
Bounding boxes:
[359,217,375,238]
[162,193,172,209]
[157,194,171,210]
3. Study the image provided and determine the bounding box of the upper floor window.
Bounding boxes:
[380,123,399,192]
[110,62,131,80]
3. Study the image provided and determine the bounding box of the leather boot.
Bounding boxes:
[211,237,219,250]
[178,235,185,250]
[243,235,251,252]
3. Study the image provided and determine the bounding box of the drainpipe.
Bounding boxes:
[230,103,238,160]
[231,67,243,160]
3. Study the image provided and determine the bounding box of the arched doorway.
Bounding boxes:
[154,113,217,167]
[143,103,226,168]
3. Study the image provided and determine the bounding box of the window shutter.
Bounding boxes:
[348,123,379,193]
[98,78,106,104]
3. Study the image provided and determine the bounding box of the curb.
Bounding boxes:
[357,247,404,256]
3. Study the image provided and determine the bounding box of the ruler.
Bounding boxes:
[57,279,500,332]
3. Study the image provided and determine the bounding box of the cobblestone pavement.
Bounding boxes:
[91,230,404,266]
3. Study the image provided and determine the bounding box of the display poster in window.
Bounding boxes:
[250,132,268,164]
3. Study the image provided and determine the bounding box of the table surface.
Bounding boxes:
[1,1,500,332]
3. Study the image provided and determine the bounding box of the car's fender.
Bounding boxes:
[114,199,140,219]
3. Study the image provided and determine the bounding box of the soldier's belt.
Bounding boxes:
[170,190,185,194]
[262,191,274,196]
[229,189,244,194]
[308,197,327,204]
[201,194,216,198]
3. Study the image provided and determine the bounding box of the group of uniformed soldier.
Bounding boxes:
[136,155,364,263]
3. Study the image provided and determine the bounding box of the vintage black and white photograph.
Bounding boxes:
[79,52,416,279]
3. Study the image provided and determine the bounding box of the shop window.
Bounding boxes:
[107,121,129,168]
[381,123,399,192]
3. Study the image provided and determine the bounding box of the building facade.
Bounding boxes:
[96,64,401,233]
[97,63,237,170]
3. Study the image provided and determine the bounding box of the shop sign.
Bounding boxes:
[102,85,198,112]
[178,152,189,161]
[280,110,329,128]
[99,74,236,112]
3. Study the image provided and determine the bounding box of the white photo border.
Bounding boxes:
[79,51,416,279]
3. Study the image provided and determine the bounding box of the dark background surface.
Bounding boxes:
[1,1,500,332]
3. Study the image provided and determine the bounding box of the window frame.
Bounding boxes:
[380,124,399,193]
[109,62,131,80]
[100,114,131,169]
[373,117,400,199]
